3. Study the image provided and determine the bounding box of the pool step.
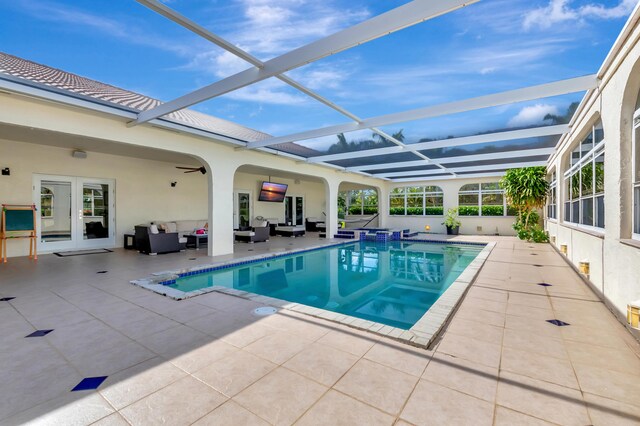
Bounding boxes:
[334,234,355,239]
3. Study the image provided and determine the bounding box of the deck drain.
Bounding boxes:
[253,307,278,316]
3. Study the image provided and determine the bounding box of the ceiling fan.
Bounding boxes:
[176,166,207,174]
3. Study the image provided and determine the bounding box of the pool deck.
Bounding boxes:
[1,235,639,425]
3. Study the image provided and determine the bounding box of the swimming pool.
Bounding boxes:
[164,241,484,330]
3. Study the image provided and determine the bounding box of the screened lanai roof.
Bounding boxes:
[0,0,629,182]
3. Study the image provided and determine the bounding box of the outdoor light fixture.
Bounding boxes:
[170,181,177,187]
[579,261,590,276]
[627,301,640,329]
[560,244,568,255]
[1,167,9,176]
[72,150,87,159]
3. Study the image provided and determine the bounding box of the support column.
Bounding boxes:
[207,163,236,257]
[377,184,388,228]
[324,179,340,239]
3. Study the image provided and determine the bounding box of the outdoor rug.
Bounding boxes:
[53,249,113,257]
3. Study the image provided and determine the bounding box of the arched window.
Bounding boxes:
[458,182,515,216]
[389,186,443,216]
[633,89,640,237]
[563,121,605,229]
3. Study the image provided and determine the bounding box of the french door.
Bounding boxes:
[284,195,304,226]
[233,190,252,229]
[33,174,115,252]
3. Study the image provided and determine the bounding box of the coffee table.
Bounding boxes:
[186,234,208,250]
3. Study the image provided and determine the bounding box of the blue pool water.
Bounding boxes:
[171,241,483,329]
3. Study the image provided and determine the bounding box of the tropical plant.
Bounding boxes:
[442,208,461,228]
[501,166,550,242]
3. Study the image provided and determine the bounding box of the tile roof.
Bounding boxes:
[0,52,320,158]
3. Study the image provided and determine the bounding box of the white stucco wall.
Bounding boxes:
[544,8,640,321]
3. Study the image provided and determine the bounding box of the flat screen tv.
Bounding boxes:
[258,181,288,202]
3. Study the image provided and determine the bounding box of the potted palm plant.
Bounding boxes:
[442,208,461,235]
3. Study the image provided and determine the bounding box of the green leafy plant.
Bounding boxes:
[501,167,550,243]
[442,208,462,228]
[458,206,479,216]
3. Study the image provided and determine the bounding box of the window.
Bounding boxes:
[40,186,53,218]
[563,122,605,230]
[389,186,443,216]
[633,104,640,237]
[340,189,378,215]
[458,182,515,216]
[547,171,557,220]
[83,185,105,217]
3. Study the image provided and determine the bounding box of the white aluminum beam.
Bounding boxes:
[308,125,566,163]
[432,147,554,165]
[131,0,476,125]
[307,146,405,163]
[378,160,547,178]
[247,76,595,149]
[348,159,430,171]
[348,147,554,171]
[391,172,506,182]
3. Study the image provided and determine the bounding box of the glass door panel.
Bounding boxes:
[77,178,114,249]
[40,180,73,243]
[234,191,251,229]
[295,196,304,226]
[284,196,293,225]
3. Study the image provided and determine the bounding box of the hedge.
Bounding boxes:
[481,205,504,216]
[347,206,378,215]
[458,206,479,216]
[388,207,443,216]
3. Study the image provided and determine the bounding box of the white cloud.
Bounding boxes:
[523,0,636,30]
[230,0,370,58]
[508,104,559,127]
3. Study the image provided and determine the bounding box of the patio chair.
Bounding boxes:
[235,219,270,243]
[135,225,186,255]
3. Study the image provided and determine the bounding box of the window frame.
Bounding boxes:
[563,123,605,233]
[457,182,514,217]
[341,189,378,216]
[547,170,557,221]
[388,186,444,216]
[83,187,105,217]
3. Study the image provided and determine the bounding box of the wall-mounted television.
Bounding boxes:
[258,181,288,202]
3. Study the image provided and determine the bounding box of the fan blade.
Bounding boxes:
[184,170,199,173]
[176,166,197,170]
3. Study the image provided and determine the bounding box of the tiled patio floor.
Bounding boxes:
[1,236,639,425]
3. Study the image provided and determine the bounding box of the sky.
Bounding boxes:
[0,0,637,153]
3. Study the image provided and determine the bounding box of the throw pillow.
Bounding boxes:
[149,224,159,234]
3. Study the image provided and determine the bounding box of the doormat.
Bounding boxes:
[54,249,113,257]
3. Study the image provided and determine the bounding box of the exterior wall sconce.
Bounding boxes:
[550,235,556,244]
[170,181,177,188]
[560,244,568,255]
[424,225,431,231]
[579,260,590,276]
[628,301,640,329]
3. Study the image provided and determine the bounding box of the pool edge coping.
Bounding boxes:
[130,238,496,349]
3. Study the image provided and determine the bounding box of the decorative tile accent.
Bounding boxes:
[546,319,570,326]
[0,297,15,301]
[25,329,54,337]
[71,376,108,391]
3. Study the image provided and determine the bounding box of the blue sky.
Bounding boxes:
[0,0,637,152]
